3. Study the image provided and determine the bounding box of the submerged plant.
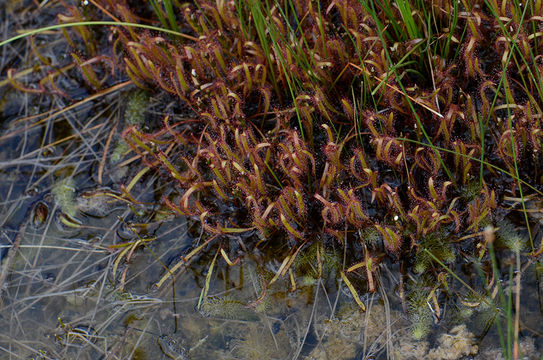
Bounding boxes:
[52,177,77,218]
[414,231,456,274]
[407,279,435,340]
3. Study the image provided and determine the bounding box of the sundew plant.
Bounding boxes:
[2,0,543,358]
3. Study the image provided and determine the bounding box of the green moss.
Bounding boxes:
[111,139,130,164]
[462,180,481,202]
[407,280,434,340]
[496,218,528,252]
[293,243,341,281]
[414,230,455,274]
[124,90,148,126]
[360,227,382,249]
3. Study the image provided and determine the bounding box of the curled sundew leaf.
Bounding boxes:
[427,177,453,206]
[179,183,207,216]
[414,147,440,176]
[220,248,240,266]
[497,129,522,170]
[372,136,404,169]
[231,63,253,94]
[408,205,425,236]
[374,224,402,254]
[337,189,369,227]
[435,106,459,144]
[322,124,342,168]
[350,149,378,188]
[6,69,45,94]
[314,193,343,226]
[249,201,275,236]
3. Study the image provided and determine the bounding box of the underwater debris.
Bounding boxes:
[394,325,478,360]
[426,325,478,360]
[477,337,541,360]
[309,303,405,360]
[226,322,291,360]
[157,334,190,360]
[52,177,77,218]
[199,296,259,321]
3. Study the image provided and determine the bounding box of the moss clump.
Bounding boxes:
[110,139,130,164]
[407,281,434,340]
[293,243,341,283]
[360,227,382,249]
[496,218,528,252]
[414,231,455,274]
[124,90,148,126]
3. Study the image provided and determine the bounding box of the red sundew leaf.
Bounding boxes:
[173,58,190,93]
[373,136,404,169]
[314,193,343,225]
[435,106,460,144]
[124,62,149,88]
[179,183,207,216]
[341,99,355,120]
[408,205,425,235]
[280,213,304,240]
[374,224,402,254]
[212,179,229,200]
[350,150,378,188]
[6,69,45,94]
[164,196,187,216]
[414,147,440,176]
[127,46,153,79]
[337,189,369,227]
[318,162,338,196]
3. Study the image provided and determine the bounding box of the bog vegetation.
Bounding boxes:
[3,0,543,356]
